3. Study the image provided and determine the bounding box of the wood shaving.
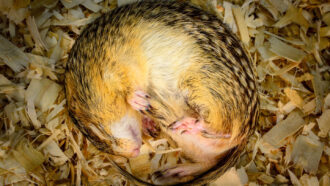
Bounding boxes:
[291,135,324,173]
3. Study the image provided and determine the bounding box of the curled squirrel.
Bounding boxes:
[65,0,259,185]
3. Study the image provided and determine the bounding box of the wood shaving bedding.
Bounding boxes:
[0,0,329,185]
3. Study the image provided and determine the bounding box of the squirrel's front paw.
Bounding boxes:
[169,117,205,135]
[169,117,231,138]
[128,90,151,112]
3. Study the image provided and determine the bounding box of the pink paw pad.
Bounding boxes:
[169,117,231,138]
[128,90,150,111]
[169,117,204,135]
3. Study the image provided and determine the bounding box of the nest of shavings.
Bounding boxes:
[0,0,329,185]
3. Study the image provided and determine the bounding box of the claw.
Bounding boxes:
[169,117,231,138]
[142,116,159,137]
[169,117,203,135]
[128,90,150,111]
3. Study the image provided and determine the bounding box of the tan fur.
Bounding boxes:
[65,0,259,185]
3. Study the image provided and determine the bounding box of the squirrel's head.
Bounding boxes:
[65,59,142,158]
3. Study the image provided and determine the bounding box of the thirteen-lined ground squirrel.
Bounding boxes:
[65,0,259,185]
